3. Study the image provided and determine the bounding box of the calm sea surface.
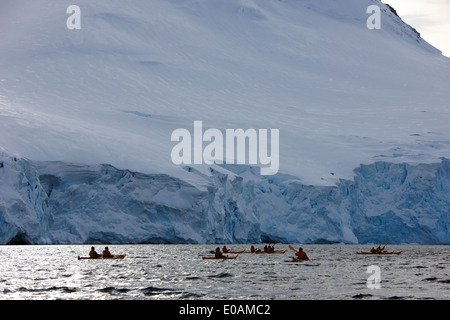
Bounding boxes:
[0,244,448,300]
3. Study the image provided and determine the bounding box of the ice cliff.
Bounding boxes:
[1,152,448,245]
[1,0,449,245]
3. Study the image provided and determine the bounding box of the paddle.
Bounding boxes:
[375,241,389,253]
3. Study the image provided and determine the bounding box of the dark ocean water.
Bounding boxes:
[0,244,448,300]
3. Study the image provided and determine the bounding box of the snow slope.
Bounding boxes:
[1,0,450,185]
[0,0,449,244]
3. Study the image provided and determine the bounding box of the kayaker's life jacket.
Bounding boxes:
[103,250,112,257]
[295,251,308,260]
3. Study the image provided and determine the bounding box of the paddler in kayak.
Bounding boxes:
[215,247,224,258]
[89,246,101,259]
[102,247,113,258]
[222,246,230,253]
[294,248,309,261]
[374,243,387,253]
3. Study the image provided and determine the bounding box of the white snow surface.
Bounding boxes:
[1,0,450,186]
[0,0,449,244]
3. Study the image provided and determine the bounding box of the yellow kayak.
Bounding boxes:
[202,255,238,260]
[292,257,309,262]
[78,254,126,260]
[255,250,286,254]
[224,250,245,254]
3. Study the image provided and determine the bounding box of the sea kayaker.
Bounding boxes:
[222,246,230,253]
[250,245,256,253]
[102,247,113,258]
[215,247,223,258]
[89,246,100,259]
[295,248,309,260]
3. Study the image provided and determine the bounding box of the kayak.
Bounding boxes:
[255,250,287,254]
[292,258,309,262]
[356,251,402,255]
[202,255,238,260]
[223,250,245,254]
[78,254,126,260]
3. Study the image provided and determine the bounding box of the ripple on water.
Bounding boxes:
[207,273,233,278]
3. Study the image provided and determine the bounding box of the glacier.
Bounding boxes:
[0,151,448,245]
[0,0,450,244]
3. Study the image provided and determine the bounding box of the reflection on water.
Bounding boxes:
[0,244,448,300]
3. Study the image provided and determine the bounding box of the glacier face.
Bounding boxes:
[1,152,448,245]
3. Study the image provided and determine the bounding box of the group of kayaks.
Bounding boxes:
[77,241,402,261]
[202,242,403,261]
[215,249,288,254]
[202,245,304,261]
[202,250,287,259]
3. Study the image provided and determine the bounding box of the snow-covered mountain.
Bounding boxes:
[0,0,449,244]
